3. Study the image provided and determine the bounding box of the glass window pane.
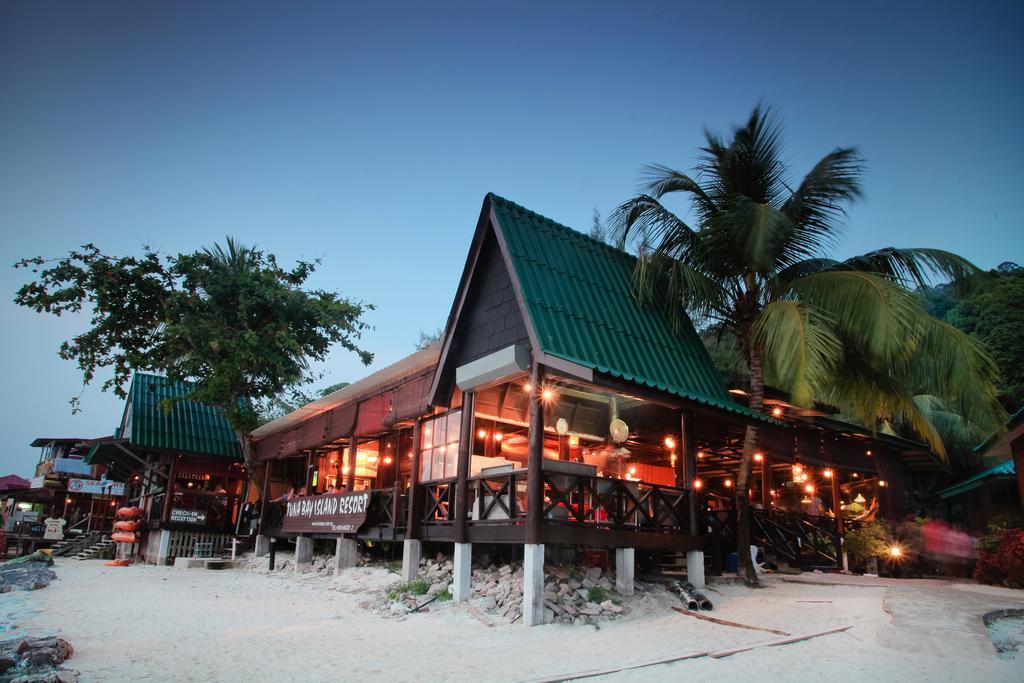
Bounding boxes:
[420,449,433,481]
[444,443,458,478]
[421,422,434,450]
[446,410,462,444]
[432,417,445,448]
[432,446,447,479]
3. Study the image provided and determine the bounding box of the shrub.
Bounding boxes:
[976,529,1024,589]
[844,520,893,566]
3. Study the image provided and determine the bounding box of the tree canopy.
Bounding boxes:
[612,106,1005,584]
[14,238,374,462]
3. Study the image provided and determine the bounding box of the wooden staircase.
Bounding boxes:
[69,537,115,561]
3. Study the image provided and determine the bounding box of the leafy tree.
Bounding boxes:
[946,264,1024,410]
[14,238,374,476]
[415,327,443,350]
[612,106,1004,585]
[589,208,608,244]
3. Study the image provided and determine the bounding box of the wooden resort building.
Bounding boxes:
[250,194,949,625]
[85,373,247,564]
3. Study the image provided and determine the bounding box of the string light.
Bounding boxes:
[628,466,637,476]
[889,544,903,559]
[823,468,833,478]
[477,429,487,439]
[754,452,763,462]
[383,456,393,465]
[523,383,533,393]
[693,479,703,490]
[664,436,676,450]
[541,387,555,402]
[494,432,504,442]
[879,480,887,487]
[771,406,783,418]
[697,451,705,459]
[804,484,815,494]
[724,479,733,488]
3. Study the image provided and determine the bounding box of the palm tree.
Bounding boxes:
[612,106,1005,586]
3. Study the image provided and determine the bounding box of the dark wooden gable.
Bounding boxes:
[430,223,531,407]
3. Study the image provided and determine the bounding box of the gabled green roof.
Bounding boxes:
[122,373,242,460]
[935,459,1015,499]
[489,194,770,422]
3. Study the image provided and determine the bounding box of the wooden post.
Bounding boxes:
[558,435,569,461]
[526,363,545,545]
[346,437,357,491]
[161,455,177,524]
[681,410,697,536]
[761,452,772,510]
[257,461,271,535]
[831,465,843,564]
[406,419,424,538]
[454,392,475,544]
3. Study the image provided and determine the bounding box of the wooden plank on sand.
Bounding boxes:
[670,606,790,636]
[708,625,852,659]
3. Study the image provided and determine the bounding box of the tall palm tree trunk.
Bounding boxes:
[735,348,764,587]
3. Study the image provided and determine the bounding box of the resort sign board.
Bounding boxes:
[67,478,126,496]
[170,508,208,525]
[282,491,371,534]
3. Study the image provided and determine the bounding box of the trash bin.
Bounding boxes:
[726,552,738,573]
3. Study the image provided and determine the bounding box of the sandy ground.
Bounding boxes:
[5,555,1024,682]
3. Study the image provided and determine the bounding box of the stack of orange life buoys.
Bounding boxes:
[106,506,144,566]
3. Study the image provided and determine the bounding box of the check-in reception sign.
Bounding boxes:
[281,491,371,534]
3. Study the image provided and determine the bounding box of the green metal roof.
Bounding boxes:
[935,459,1015,499]
[489,194,771,423]
[121,373,242,460]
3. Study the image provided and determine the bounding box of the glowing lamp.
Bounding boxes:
[889,544,902,559]
[65,497,72,504]
[495,432,504,442]
[568,435,578,447]
[724,479,733,488]
[523,383,533,393]
[628,466,637,476]
[771,407,783,418]
[477,429,487,439]
[854,493,867,504]
[664,436,676,450]
[879,480,887,487]
[804,484,815,494]
[823,468,833,478]
[697,451,705,459]
[383,456,393,465]
[754,452,763,462]
[541,388,555,402]
[693,479,703,490]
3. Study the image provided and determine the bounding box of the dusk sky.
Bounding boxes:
[1,2,1021,476]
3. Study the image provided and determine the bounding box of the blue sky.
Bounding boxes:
[1,1,1021,475]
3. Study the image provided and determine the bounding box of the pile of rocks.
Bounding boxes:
[368,554,628,625]
[0,564,57,593]
[0,636,77,682]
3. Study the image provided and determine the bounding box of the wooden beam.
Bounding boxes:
[454,391,475,544]
[761,451,772,510]
[406,418,424,538]
[346,437,357,491]
[681,410,697,536]
[526,363,544,545]
[161,454,177,524]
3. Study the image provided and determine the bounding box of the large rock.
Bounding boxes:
[0,565,57,593]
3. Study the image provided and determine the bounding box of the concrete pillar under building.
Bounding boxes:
[294,536,313,572]
[453,542,472,602]
[155,529,172,566]
[522,543,545,626]
[615,547,635,596]
[401,539,422,582]
[334,537,358,575]
[254,534,270,557]
[686,550,706,589]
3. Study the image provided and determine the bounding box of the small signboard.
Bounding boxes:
[282,491,371,534]
[67,478,126,496]
[169,508,208,525]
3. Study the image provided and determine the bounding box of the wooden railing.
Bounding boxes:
[418,471,692,536]
[420,478,457,526]
[365,488,405,529]
[751,508,838,568]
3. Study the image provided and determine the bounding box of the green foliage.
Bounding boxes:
[700,327,749,383]
[388,578,431,600]
[436,588,453,601]
[415,327,443,351]
[13,238,374,463]
[975,528,1024,589]
[611,105,1006,460]
[844,520,893,564]
[586,586,622,605]
[946,265,1024,410]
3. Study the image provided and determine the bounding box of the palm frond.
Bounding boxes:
[791,271,923,366]
[779,147,864,265]
[840,247,986,292]
[638,164,718,222]
[633,249,730,329]
[609,194,699,256]
[752,300,842,406]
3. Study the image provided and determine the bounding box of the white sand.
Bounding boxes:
[9,556,1024,682]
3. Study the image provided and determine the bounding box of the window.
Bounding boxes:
[420,410,462,481]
